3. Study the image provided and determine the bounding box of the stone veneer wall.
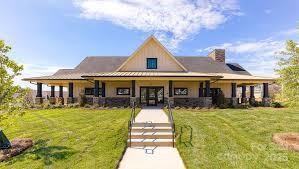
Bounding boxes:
[86,97,93,105]
[105,97,130,107]
[174,97,212,107]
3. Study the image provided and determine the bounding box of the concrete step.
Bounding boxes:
[128,139,175,147]
[130,132,174,139]
[131,122,172,127]
[131,127,173,133]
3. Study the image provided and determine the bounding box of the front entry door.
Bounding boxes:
[147,88,157,106]
[140,87,164,106]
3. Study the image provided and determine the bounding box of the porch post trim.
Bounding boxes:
[169,80,173,97]
[50,86,55,97]
[199,82,204,97]
[250,86,255,98]
[59,86,63,97]
[94,80,99,97]
[68,82,74,98]
[131,80,136,97]
[263,83,269,98]
[101,82,106,97]
[205,80,210,97]
[241,85,246,98]
[36,83,42,97]
[231,83,236,98]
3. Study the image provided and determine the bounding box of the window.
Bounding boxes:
[147,58,157,69]
[174,88,188,95]
[117,88,130,95]
[85,88,102,95]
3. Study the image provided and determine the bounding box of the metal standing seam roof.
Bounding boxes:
[81,72,222,78]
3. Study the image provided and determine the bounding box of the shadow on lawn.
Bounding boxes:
[179,125,193,147]
[5,139,77,166]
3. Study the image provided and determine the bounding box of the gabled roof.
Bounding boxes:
[116,35,188,72]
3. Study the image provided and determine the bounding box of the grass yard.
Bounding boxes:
[0,108,133,169]
[174,108,299,169]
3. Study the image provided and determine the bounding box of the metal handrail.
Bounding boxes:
[128,101,136,147]
[167,101,176,148]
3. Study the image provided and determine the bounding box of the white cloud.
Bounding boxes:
[197,38,286,76]
[200,38,285,56]
[73,0,241,50]
[278,28,298,36]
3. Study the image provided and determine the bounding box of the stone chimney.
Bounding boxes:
[208,49,225,63]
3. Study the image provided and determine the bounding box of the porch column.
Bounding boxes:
[100,82,106,107]
[131,80,135,97]
[249,86,255,105]
[130,80,136,107]
[101,82,105,97]
[35,82,43,104]
[231,83,237,106]
[169,80,173,97]
[205,81,210,97]
[49,86,56,104]
[262,83,270,107]
[199,82,204,97]
[67,82,74,104]
[241,85,247,103]
[93,80,100,106]
[94,80,99,97]
[168,80,174,107]
[58,86,64,105]
[200,80,211,107]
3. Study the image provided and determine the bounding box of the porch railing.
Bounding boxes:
[128,101,136,147]
[167,101,176,148]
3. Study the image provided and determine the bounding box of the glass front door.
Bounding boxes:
[148,88,157,106]
[140,87,164,106]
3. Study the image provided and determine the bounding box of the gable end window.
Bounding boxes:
[174,88,188,95]
[147,58,157,69]
[117,88,130,95]
[85,88,102,96]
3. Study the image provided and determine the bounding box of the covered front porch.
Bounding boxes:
[31,76,272,107]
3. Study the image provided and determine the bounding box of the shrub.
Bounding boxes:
[271,102,283,108]
[84,104,91,108]
[219,104,229,109]
[216,91,225,106]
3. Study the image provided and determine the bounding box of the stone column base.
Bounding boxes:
[57,97,64,105]
[262,97,271,107]
[99,97,106,107]
[249,98,255,105]
[199,97,212,107]
[130,97,137,107]
[231,97,238,107]
[35,97,43,105]
[168,97,174,107]
[49,97,56,105]
[241,98,247,104]
[67,97,74,104]
[93,97,100,106]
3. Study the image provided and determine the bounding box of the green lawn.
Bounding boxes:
[174,107,299,169]
[0,108,133,169]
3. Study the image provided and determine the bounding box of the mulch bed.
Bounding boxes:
[273,133,299,152]
[0,138,33,162]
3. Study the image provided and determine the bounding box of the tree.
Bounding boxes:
[0,40,27,113]
[275,40,299,107]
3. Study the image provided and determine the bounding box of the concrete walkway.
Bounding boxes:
[118,107,186,169]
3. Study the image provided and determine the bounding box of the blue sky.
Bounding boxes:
[0,0,298,89]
